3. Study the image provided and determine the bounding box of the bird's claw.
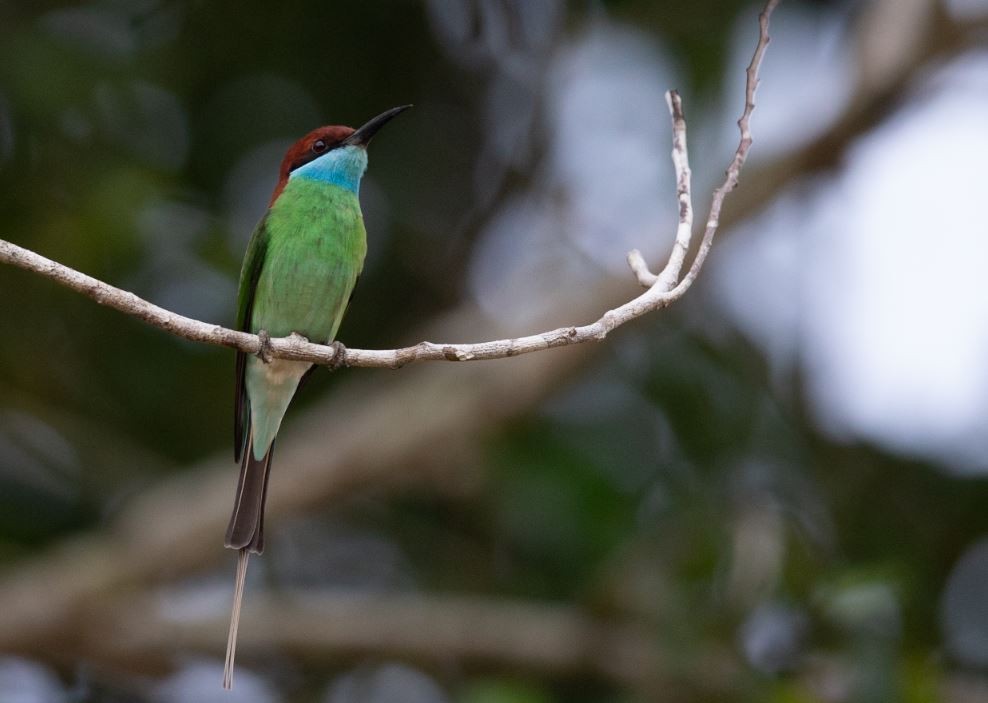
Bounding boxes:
[329,341,348,371]
[256,330,273,364]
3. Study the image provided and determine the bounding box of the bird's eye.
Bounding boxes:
[312,140,327,154]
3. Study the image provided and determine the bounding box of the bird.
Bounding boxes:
[222,105,411,688]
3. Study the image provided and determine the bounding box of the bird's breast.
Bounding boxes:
[250,180,367,343]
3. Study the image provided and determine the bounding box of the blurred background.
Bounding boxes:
[1,0,988,701]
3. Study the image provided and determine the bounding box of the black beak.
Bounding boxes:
[343,105,412,147]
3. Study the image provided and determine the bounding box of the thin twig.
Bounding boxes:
[675,0,779,293]
[0,0,778,370]
[630,90,693,290]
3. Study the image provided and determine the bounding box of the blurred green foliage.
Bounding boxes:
[1,1,986,702]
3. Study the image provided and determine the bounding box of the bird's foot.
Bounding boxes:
[329,341,348,371]
[256,330,273,364]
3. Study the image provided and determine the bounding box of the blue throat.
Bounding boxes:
[290,144,368,194]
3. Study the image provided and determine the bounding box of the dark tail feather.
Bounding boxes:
[223,432,273,689]
[225,433,274,554]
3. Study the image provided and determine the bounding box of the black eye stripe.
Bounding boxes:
[288,139,340,173]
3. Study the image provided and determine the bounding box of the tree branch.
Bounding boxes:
[0,0,777,369]
[86,592,701,694]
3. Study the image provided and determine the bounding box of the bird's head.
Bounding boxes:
[271,105,411,204]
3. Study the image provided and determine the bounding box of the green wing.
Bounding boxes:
[234,215,269,462]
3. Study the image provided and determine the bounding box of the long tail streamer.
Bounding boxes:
[223,548,250,689]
